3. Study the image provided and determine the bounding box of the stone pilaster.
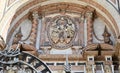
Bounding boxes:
[29,11,39,46]
[85,12,94,45]
[80,14,85,46]
[35,11,42,50]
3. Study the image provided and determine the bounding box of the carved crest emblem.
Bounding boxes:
[47,16,77,49]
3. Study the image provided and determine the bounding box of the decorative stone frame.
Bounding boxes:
[46,15,77,49]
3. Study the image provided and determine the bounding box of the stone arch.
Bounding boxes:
[3,0,118,43]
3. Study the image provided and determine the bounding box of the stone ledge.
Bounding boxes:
[39,54,85,61]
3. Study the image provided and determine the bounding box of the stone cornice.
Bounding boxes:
[39,54,85,61]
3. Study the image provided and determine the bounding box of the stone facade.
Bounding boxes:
[0,0,120,73]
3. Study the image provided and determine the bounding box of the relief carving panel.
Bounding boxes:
[47,16,77,49]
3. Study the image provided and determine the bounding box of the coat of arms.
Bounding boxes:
[47,16,77,49]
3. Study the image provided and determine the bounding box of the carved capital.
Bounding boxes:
[82,6,95,20]
[28,11,39,21]
[85,12,93,19]
[32,11,39,19]
[80,13,85,23]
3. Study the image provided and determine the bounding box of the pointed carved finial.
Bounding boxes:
[16,27,22,36]
[102,26,111,37]
[15,27,22,37]
[102,26,113,45]
[13,27,23,44]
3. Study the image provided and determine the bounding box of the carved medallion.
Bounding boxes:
[47,16,77,49]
